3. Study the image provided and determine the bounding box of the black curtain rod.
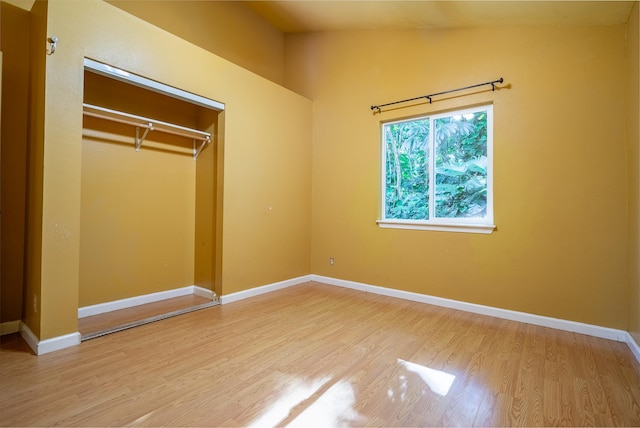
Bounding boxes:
[371,77,504,113]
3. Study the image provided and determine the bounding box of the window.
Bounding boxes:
[378,105,494,234]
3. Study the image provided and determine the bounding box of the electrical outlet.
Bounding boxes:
[33,294,38,313]
[330,257,334,265]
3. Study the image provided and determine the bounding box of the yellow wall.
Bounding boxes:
[285,25,630,329]
[106,0,285,85]
[628,2,640,346]
[29,0,311,340]
[0,2,29,323]
[21,0,47,337]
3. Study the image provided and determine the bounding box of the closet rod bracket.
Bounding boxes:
[83,104,212,160]
[135,123,153,151]
[193,136,211,160]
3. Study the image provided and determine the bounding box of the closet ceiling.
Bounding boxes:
[245,1,636,33]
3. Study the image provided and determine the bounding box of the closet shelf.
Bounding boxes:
[82,103,211,160]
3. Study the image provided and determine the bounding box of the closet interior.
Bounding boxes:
[79,59,224,339]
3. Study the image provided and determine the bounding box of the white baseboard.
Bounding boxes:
[20,323,81,355]
[220,275,312,305]
[310,274,634,346]
[0,320,21,336]
[14,273,640,365]
[626,333,640,363]
[78,285,216,318]
[194,286,217,300]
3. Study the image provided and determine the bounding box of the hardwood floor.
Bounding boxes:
[1,281,639,427]
[78,294,217,340]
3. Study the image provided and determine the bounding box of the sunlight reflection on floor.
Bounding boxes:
[288,380,362,427]
[247,375,363,428]
[132,411,153,425]
[247,376,331,428]
[397,359,456,397]
[246,360,456,427]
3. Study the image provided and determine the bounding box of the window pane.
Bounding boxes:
[384,119,430,220]
[434,111,488,219]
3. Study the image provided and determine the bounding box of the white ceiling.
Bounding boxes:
[246,1,636,33]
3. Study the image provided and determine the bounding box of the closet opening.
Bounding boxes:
[79,59,224,340]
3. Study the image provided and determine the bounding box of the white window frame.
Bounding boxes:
[377,105,495,234]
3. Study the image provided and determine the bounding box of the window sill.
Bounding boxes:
[377,219,496,234]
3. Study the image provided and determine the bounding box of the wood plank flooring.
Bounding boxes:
[78,294,217,340]
[1,281,639,427]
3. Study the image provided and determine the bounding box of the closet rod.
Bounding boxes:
[83,103,211,142]
[370,77,504,113]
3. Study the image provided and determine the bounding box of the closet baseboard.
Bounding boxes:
[0,320,21,336]
[78,285,216,318]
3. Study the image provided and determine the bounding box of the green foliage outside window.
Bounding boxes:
[384,107,490,221]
